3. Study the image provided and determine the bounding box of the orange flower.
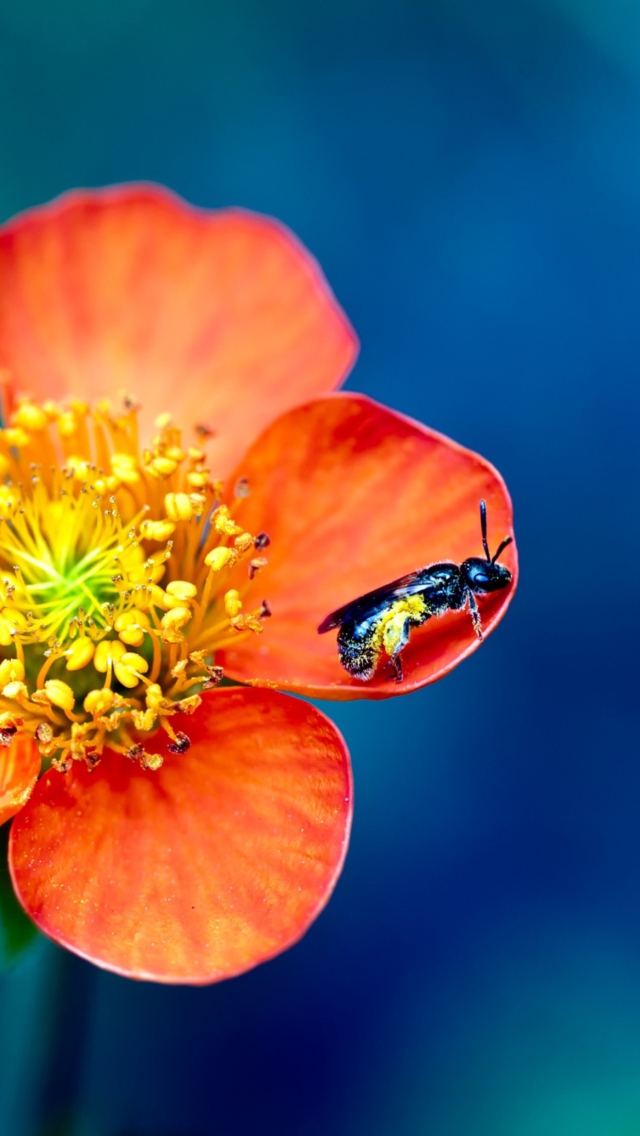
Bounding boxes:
[0,186,516,983]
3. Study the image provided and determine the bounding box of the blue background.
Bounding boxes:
[0,1,639,1133]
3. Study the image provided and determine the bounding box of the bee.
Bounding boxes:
[318,500,513,683]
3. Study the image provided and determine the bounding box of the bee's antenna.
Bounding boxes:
[480,499,512,563]
[491,535,513,564]
[479,500,491,561]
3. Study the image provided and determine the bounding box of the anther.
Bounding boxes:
[84,689,115,715]
[113,652,149,689]
[167,731,191,755]
[43,680,76,713]
[140,519,175,541]
[165,493,193,522]
[204,547,237,572]
[234,533,254,553]
[147,456,178,479]
[213,506,242,537]
[94,639,127,673]
[65,637,95,671]
[115,610,150,647]
[166,580,197,602]
[224,590,242,620]
[141,752,164,771]
[186,469,210,489]
[0,658,24,685]
[160,606,192,639]
[248,557,268,580]
[202,664,224,690]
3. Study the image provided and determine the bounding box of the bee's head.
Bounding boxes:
[462,556,512,594]
[462,500,513,594]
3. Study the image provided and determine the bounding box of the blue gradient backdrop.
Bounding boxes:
[0,1,639,1133]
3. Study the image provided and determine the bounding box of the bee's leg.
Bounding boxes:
[382,612,412,683]
[467,589,483,640]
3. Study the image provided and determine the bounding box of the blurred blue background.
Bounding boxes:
[1,0,639,1133]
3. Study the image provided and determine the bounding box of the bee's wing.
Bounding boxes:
[317,571,431,633]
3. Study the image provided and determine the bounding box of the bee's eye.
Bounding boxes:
[463,559,495,592]
[464,558,511,594]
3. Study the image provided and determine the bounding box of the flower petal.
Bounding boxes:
[0,735,40,826]
[9,688,352,984]
[0,185,357,472]
[221,394,517,698]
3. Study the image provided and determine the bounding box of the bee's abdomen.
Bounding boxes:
[337,619,380,680]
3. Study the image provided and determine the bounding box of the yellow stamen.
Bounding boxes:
[94,639,127,673]
[204,547,237,572]
[0,396,271,770]
[115,610,150,647]
[113,652,149,689]
[0,658,24,685]
[65,637,96,671]
[43,680,76,713]
[84,688,115,715]
[166,580,197,602]
[165,492,194,521]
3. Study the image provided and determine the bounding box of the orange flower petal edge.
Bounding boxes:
[8,688,352,984]
[220,394,518,699]
[0,735,40,826]
[0,184,358,474]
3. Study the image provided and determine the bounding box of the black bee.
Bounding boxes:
[318,500,513,683]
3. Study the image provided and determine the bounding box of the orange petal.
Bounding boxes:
[0,735,40,826]
[221,394,518,698]
[0,185,357,472]
[9,689,352,984]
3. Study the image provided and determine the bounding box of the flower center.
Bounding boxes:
[0,396,270,771]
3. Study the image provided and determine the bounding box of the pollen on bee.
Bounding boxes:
[0,396,272,772]
[336,595,429,682]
